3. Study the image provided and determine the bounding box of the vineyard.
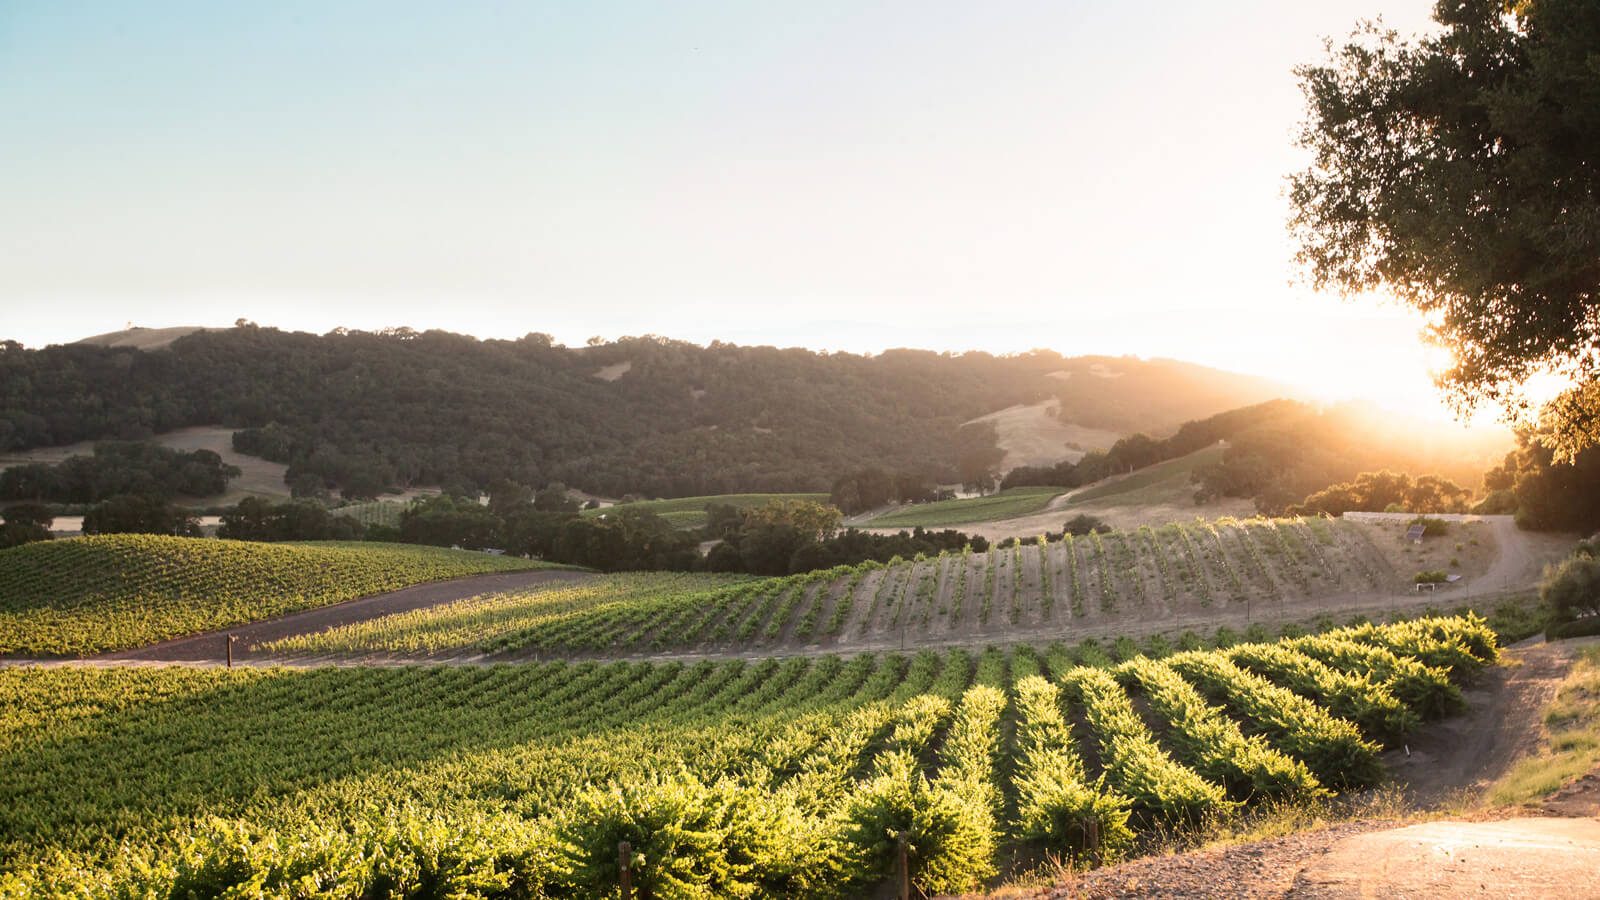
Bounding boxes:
[581,493,830,528]
[0,535,557,656]
[0,615,1497,897]
[864,486,1066,528]
[272,517,1401,659]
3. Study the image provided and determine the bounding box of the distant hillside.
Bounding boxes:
[1048,356,1287,435]
[75,326,216,350]
[0,325,1295,498]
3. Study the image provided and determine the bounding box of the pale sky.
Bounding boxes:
[2,1,1475,420]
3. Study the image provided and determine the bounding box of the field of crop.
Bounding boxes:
[290,517,1395,659]
[0,535,557,657]
[865,486,1066,528]
[0,616,1496,896]
[331,499,411,528]
[267,572,752,655]
[581,492,830,528]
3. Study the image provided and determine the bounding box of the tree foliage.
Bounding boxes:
[1292,470,1470,516]
[1292,0,1600,449]
[0,441,239,503]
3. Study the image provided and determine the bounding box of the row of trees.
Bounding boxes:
[1290,471,1472,517]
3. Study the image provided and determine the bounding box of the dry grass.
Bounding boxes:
[964,399,1123,472]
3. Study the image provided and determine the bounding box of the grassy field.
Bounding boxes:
[0,616,1495,896]
[582,492,830,528]
[1062,444,1225,508]
[865,486,1066,528]
[0,535,558,657]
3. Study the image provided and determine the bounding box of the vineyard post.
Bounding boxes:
[618,840,632,899]
[1085,816,1101,865]
[896,831,910,900]
[225,634,235,668]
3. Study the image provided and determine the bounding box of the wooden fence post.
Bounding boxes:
[225,634,234,668]
[896,831,910,900]
[618,840,632,900]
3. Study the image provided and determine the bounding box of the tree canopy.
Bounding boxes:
[1291,0,1600,451]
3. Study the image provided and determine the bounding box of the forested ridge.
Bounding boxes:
[0,326,1279,498]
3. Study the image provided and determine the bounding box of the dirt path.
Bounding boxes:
[1384,640,1576,807]
[96,569,595,663]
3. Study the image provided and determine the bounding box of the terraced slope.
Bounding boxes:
[0,535,561,656]
[0,616,1496,897]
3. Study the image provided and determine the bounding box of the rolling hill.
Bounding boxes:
[0,325,1291,499]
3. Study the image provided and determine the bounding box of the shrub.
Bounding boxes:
[1063,514,1112,535]
[1540,555,1600,624]
[1408,516,1450,536]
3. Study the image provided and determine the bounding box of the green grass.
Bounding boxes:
[865,487,1066,528]
[0,535,561,657]
[1062,445,1225,508]
[0,617,1495,895]
[1487,645,1600,806]
[581,492,829,528]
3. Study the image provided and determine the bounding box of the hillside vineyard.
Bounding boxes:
[266,517,1396,659]
[0,616,1495,896]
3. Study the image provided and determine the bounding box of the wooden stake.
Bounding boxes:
[225,633,233,668]
[896,831,910,900]
[618,840,632,900]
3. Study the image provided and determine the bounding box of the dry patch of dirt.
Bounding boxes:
[1290,817,1600,899]
[1035,822,1390,899]
[964,400,1122,472]
[592,361,632,381]
[74,325,214,349]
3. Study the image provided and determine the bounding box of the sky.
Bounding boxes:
[1,1,1483,422]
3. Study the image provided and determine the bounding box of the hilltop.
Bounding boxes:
[1,325,1289,498]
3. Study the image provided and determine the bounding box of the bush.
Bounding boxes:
[1546,616,1600,640]
[1540,555,1600,623]
[1408,516,1450,536]
[1063,514,1112,535]
[1415,570,1450,584]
